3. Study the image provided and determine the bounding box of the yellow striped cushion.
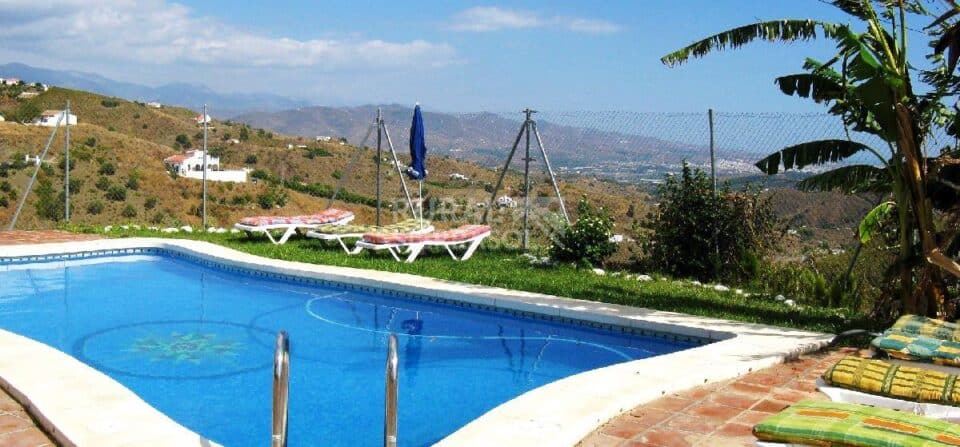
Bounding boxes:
[823,356,960,406]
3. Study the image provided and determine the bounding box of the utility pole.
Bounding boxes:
[202,104,208,229]
[64,100,71,222]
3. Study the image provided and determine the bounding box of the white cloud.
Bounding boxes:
[0,0,457,69]
[449,7,620,34]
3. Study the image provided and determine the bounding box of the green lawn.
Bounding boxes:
[93,228,869,334]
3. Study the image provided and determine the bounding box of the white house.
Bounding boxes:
[194,113,212,125]
[163,150,248,183]
[316,135,332,142]
[164,150,220,174]
[36,110,77,127]
[497,195,515,208]
[146,102,162,108]
[2,78,20,86]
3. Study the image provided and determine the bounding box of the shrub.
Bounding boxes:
[0,196,7,208]
[305,147,332,159]
[142,124,148,129]
[125,176,139,191]
[144,197,158,210]
[121,204,137,218]
[58,157,75,171]
[86,200,104,215]
[642,163,778,282]
[332,169,342,179]
[0,181,10,192]
[239,126,249,141]
[256,187,288,209]
[68,178,82,195]
[95,176,112,191]
[98,161,116,176]
[106,185,127,202]
[33,177,64,222]
[100,99,121,108]
[244,154,258,164]
[550,199,617,267]
[84,137,97,147]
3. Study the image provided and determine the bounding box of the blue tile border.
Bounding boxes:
[0,248,712,346]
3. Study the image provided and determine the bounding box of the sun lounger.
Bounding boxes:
[304,219,434,253]
[754,399,960,447]
[353,224,491,263]
[233,208,354,244]
[817,356,960,421]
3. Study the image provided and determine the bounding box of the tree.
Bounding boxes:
[239,126,250,142]
[11,102,39,123]
[175,134,191,149]
[662,1,960,317]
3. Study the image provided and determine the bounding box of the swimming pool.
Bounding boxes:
[0,250,699,446]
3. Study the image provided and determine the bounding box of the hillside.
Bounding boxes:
[0,88,651,244]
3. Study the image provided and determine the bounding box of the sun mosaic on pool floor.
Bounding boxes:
[128,332,242,363]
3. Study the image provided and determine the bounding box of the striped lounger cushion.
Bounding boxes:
[753,399,960,446]
[314,219,429,235]
[889,315,960,343]
[362,225,490,245]
[239,208,353,226]
[872,331,960,366]
[822,356,960,406]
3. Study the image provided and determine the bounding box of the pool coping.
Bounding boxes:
[0,238,832,446]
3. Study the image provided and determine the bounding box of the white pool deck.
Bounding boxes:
[0,238,832,447]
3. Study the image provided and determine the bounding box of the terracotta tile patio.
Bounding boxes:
[0,389,56,447]
[0,230,100,246]
[578,347,861,447]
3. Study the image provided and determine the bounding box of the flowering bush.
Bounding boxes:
[550,199,617,267]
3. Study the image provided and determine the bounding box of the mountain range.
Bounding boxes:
[234,105,711,169]
[0,62,308,117]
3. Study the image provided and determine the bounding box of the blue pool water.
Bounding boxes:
[0,252,697,446]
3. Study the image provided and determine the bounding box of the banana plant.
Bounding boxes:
[662,0,960,317]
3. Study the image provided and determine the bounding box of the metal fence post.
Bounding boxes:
[708,108,716,194]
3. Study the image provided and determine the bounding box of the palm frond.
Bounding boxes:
[774,73,845,103]
[859,201,896,243]
[661,20,846,66]
[755,139,873,175]
[796,164,890,193]
[831,0,870,20]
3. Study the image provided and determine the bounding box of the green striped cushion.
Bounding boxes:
[822,356,960,406]
[891,315,960,343]
[872,331,960,366]
[313,219,430,236]
[753,400,960,446]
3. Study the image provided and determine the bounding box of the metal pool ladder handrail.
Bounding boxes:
[272,331,290,447]
[384,333,399,447]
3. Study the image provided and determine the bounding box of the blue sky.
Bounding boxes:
[0,1,946,112]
